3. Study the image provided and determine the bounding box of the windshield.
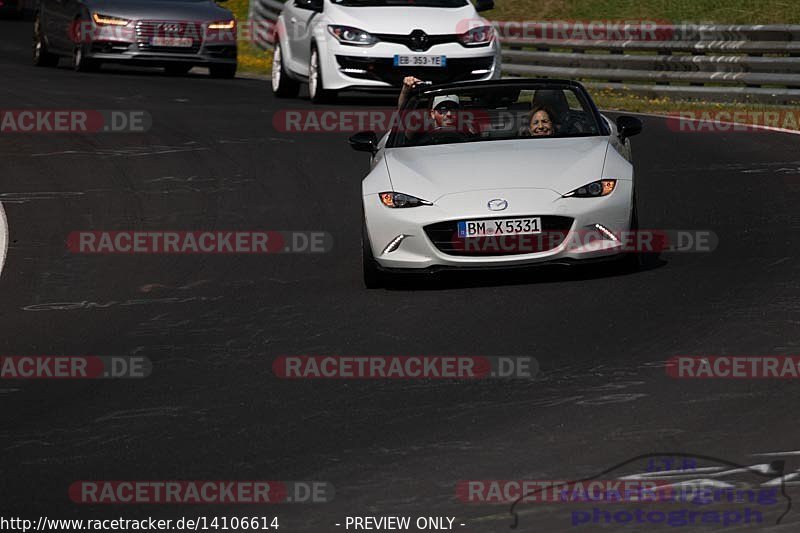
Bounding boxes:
[332,0,468,7]
[388,84,605,148]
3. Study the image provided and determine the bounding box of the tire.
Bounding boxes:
[32,14,58,67]
[271,42,300,98]
[308,45,336,104]
[73,43,98,72]
[620,189,644,271]
[362,219,388,289]
[164,63,192,76]
[209,63,236,79]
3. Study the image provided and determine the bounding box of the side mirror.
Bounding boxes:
[475,0,494,11]
[349,131,378,154]
[616,115,642,142]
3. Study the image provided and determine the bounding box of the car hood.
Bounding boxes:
[384,137,611,201]
[325,3,479,34]
[84,0,231,21]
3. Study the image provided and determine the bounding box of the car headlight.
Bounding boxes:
[379,192,432,208]
[208,20,236,30]
[563,179,617,198]
[458,25,494,47]
[327,25,378,46]
[91,12,130,26]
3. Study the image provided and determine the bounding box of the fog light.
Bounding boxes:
[594,224,619,242]
[382,234,408,255]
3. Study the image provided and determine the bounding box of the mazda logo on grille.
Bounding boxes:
[159,23,181,33]
[409,29,429,51]
[487,199,508,211]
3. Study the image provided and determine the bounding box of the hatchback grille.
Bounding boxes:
[373,32,460,52]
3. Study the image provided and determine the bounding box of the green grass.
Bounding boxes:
[225,0,273,74]
[488,0,800,24]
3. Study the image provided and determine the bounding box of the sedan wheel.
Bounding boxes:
[33,15,58,67]
[73,44,98,72]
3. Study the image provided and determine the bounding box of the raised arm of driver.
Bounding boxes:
[398,76,423,109]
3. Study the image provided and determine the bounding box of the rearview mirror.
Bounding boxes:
[349,131,378,154]
[616,115,642,141]
[475,0,494,11]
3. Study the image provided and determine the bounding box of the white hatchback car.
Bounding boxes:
[270,0,500,102]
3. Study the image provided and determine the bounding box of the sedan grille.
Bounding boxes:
[424,216,574,256]
[135,20,203,54]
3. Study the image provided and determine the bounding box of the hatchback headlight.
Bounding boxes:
[563,179,617,198]
[458,25,494,47]
[379,192,431,208]
[328,25,378,46]
[92,12,130,26]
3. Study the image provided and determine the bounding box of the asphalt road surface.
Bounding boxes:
[1,16,800,533]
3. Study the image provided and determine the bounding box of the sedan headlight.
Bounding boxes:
[563,179,617,198]
[327,25,378,46]
[379,192,432,208]
[458,25,494,47]
[92,12,130,26]
[208,20,236,30]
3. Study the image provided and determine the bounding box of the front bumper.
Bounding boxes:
[319,37,501,90]
[363,184,633,270]
[82,22,236,66]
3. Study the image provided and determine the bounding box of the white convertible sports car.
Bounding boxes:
[350,79,644,288]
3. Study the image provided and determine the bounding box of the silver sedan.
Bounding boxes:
[33,0,237,77]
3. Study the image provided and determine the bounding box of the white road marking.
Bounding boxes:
[0,201,7,280]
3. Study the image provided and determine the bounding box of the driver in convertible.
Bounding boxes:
[398,76,478,142]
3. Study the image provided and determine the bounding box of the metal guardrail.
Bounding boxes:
[248,0,284,48]
[499,23,800,103]
[246,1,800,103]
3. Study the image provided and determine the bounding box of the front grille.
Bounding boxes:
[373,32,461,52]
[135,20,202,54]
[336,55,494,85]
[424,216,574,256]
